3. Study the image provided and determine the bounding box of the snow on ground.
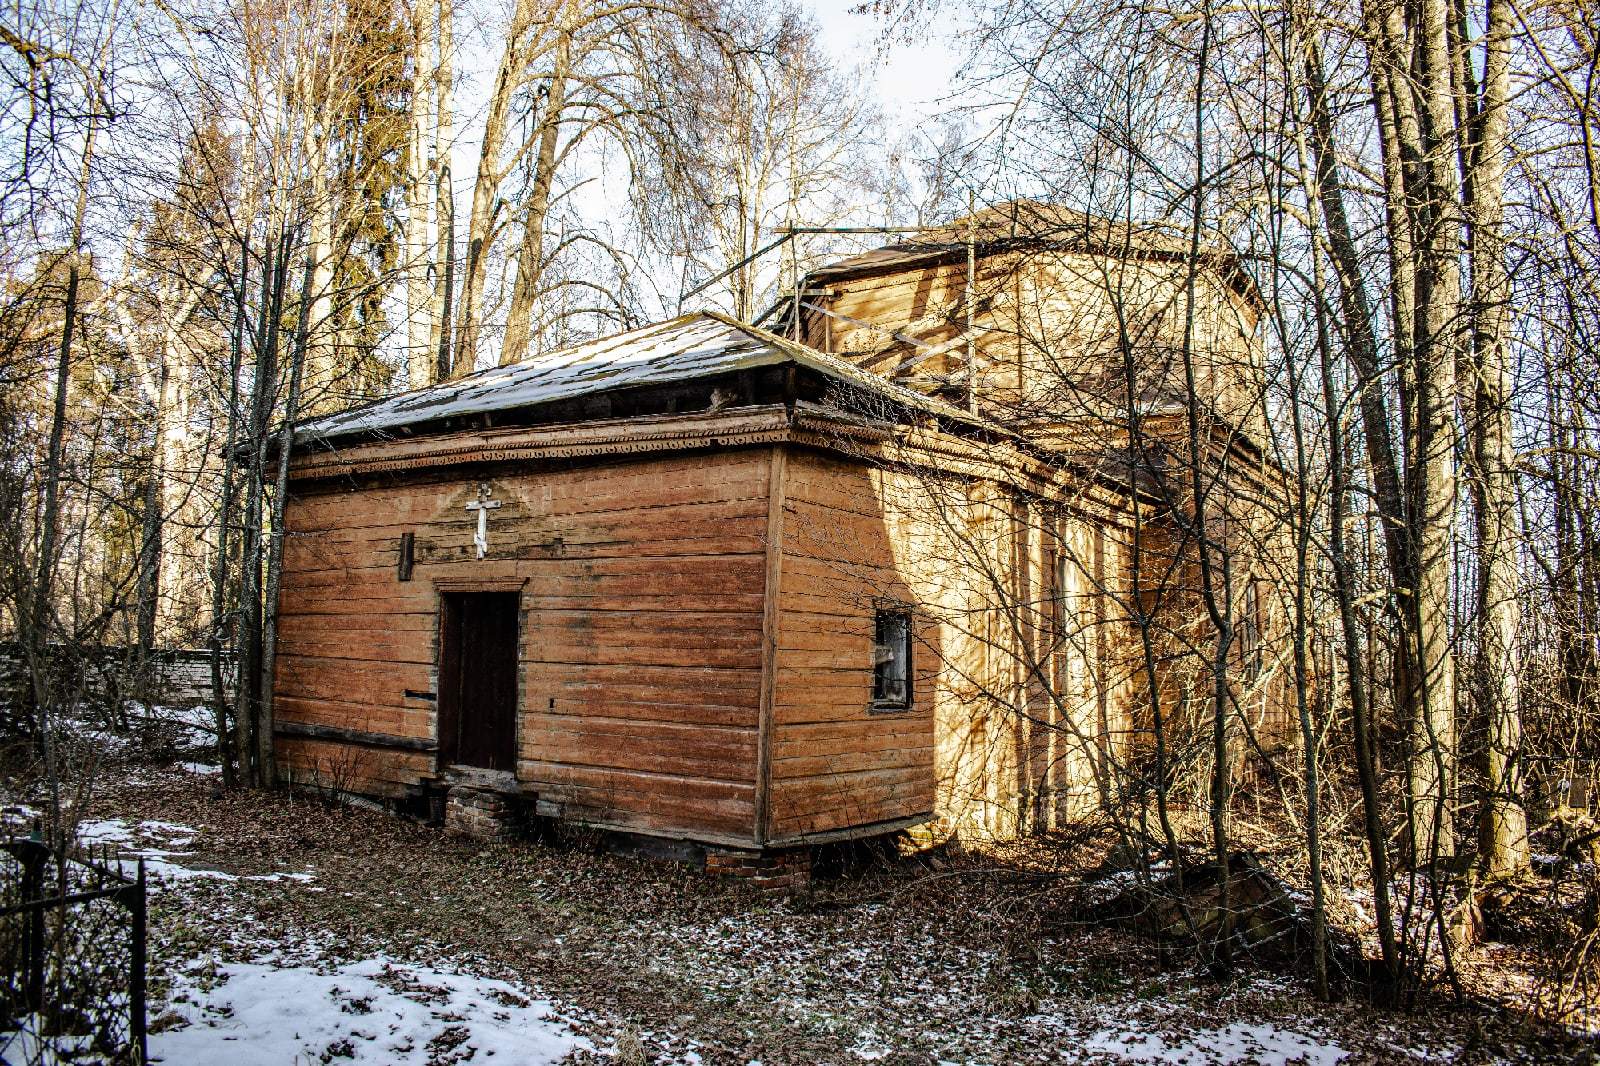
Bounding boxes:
[45,807,592,1066]
[77,818,314,885]
[136,703,221,750]
[151,955,590,1066]
[1085,1022,1347,1065]
[7,762,1547,1065]
[1,803,38,829]
[43,703,217,759]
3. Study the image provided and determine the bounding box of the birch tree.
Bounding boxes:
[449,0,730,373]
[651,1,877,322]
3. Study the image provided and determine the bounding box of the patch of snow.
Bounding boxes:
[1084,1022,1347,1066]
[1,1015,100,1064]
[179,761,221,776]
[295,312,970,446]
[77,818,136,845]
[119,702,223,752]
[54,711,134,753]
[127,855,239,883]
[76,818,313,886]
[138,819,197,840]
[246,870,317,884]
[1,804,39,829]
[151,956,588,1065]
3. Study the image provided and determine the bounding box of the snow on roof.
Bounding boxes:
[295,311,971,445]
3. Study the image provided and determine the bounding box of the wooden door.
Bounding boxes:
[437,591,519,772]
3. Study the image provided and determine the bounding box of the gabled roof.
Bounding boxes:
[295,311,988,446]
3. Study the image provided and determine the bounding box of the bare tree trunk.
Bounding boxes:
[501,24,572,367]
[1295,302,1329,1002]
[1317,265,1404,998]
[405,0,438,389]
[1294,21,1403,996]
[1175,9,1238,975]
[255,251,315,788]
[304,125,338,408]
[1304,35,1415,654]
[134,365,167,657]
[1281,69,1331,996]
[236,229,288,786]
[1362,0,1427,768]
[454,0,534,374]
[433,0,454,380]
[1551,348,1594,738]
[26,103,100,835]
[1465,0,1528,876]
[1363,0,1421,420]
[209,241,249,789]
[1400,0,1465,865]
[1355,3,1464,993]
[30,251,80,748]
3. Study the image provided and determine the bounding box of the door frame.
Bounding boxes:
[432,578,527,778]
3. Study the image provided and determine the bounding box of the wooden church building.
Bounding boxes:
[272,201,1290,877]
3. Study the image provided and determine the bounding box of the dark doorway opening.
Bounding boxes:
[437,591,519,772]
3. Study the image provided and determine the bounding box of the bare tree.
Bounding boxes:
[449,0,734,372]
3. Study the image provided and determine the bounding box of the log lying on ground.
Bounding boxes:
[1465,813,1599,948]
[1533,807,1600,867]
[1069,851,1377,990]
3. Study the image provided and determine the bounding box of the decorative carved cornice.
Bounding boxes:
[287,407,796,481]
[285,399,1144,527]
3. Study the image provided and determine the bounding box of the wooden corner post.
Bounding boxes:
[754,445,788,846]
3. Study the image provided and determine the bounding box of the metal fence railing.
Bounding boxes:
[0,831,147,1065]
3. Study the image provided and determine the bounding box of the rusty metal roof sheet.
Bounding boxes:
[294,311,983,445]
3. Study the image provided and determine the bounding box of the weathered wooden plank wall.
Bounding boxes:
[274,449,771,840]
[802,251,1264,439]
[802,246,1296,815]
[765,451,934,842]
[766,448,1141,845]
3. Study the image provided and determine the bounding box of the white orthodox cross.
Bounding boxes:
[464,483,501,559]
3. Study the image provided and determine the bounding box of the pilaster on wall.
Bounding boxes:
[753,445,788,846]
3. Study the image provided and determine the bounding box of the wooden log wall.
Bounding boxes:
[274,449,771,842]
[802,250,1265,440]
[1101,460,1300,797]
[764,451,936,842]
[275,413,1288,849]
[766,448,1142,845]
[804,247,1296,806]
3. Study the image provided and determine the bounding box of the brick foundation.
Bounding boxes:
[444,786,518,841]
[705,847,811,892]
